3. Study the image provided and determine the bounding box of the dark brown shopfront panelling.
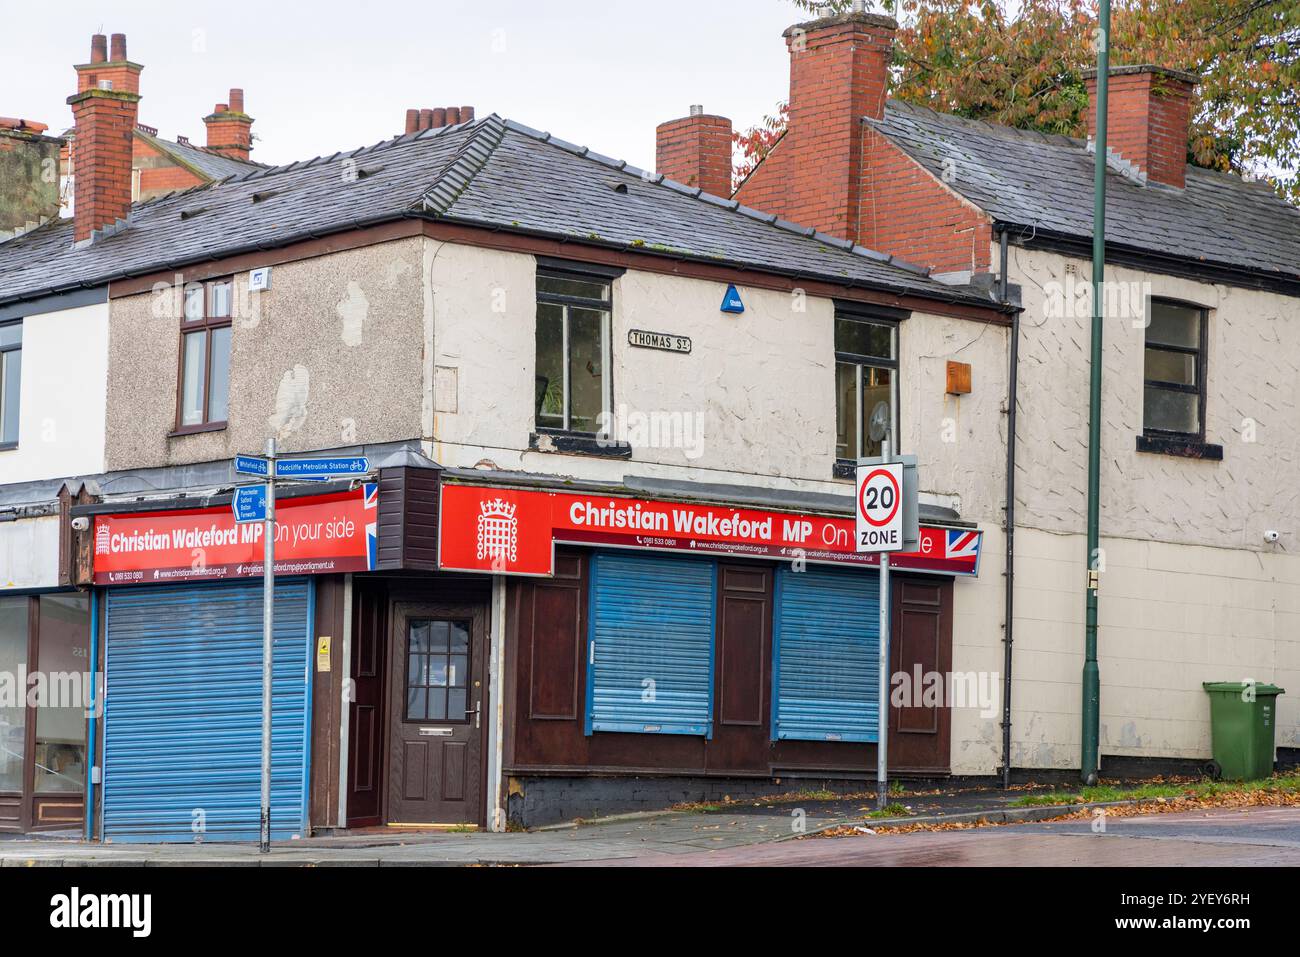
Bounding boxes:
[505,549,954,778]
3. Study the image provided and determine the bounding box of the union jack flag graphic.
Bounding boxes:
[364,483,379,570]
[946,529,981,559]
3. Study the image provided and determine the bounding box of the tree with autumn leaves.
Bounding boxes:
[736,0,1300,203]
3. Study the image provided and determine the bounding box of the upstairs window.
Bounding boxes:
[835,308,899,462]
[176,279,232,432]
[535,265,613,436]
[1143,300,1206,439]
[0,321,20,448]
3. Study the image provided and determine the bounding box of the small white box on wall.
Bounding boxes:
[249,266,272,292]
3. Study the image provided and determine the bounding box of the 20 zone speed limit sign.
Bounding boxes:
[855,463,904,553]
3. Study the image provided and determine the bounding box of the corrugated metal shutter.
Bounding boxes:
[587,553,715,736]
[103,579,312,842]
[773,566,879,742]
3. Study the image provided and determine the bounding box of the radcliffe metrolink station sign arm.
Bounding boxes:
[232,447,372,852]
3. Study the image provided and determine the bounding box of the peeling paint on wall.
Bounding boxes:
[268,364,310,438]
[337,280,369,347]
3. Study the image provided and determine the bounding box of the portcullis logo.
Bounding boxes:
[475,498,518,564]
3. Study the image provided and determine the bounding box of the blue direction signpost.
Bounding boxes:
[275,456,370,481]
[232,485,268,524]
[235,454,270,478]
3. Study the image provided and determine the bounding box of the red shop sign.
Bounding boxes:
[92,486,379,586]
[438,484,982,578]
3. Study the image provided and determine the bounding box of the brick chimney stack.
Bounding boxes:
[404,106,476,134]
[204,87,254,161]
[655,105,734,197]
[67,32,142,243]
[1085,65,1197,189]
[784,9,895,239]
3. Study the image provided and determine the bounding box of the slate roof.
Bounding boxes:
[137,130,265,181]
[870,99,1300,284]
[0,114,1004,312]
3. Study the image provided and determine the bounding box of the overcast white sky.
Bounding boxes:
[2,0,825,170]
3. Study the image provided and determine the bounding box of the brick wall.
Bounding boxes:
[655,112,733,196]
[1086,67,1195,189]
[860,126,992,275]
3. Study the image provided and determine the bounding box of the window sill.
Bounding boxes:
[1136,434,1223,461]
[530,431,632,459]
[0,441,16,452]
[169,421,228,438]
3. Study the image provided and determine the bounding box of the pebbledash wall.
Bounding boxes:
[103,238,426,471]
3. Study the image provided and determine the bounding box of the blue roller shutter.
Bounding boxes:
[102,579,312,842]
[773,566,879,742]
[586,553,716,736]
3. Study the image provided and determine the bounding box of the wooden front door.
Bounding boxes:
[345,584,388,828]
[386,602,487,825]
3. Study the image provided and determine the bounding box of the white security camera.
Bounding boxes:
[70,516,90,532]
[1264,530,1281,544]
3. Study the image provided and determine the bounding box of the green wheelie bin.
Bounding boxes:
[1201,681,1285,780]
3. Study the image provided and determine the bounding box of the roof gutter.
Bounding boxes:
[4,210,1014,320]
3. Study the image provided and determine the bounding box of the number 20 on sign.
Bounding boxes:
[855,462,904,553]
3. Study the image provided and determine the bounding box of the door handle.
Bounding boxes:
[467,699,482,729]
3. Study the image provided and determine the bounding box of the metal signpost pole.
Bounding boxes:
[260,437,276,853]
[876,437,891,813]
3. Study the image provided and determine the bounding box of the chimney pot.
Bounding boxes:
[420,109,434,130]
[215,103,228,113]
[109,33,127,61]
[461,106,475,122]
[405,109,420,134]
[446,107,461,125]
[228,88,244,113]
[431,108,446,127]
[90,34,108,64]
[689,104,704,117]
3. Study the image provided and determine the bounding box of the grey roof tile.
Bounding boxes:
[0,114,1000,310]
[870,99,1300,282]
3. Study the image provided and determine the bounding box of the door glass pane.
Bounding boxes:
[1144,386,1199,434]
[449,655,468,689]
[429,660,449,687]
[426,690,447,721]
[449,622,469,653]
[408,653,427,685]
[406,688,427,721]
[429,621,450,654]
[34,594,89,794]
[208,326,232,422]
[1147,301,1200,349]
[861,366,893,458]
[0,598,27,793]
[409,621,430,653]
[568,307,605,434]
[0,349,20,444]
[535,302,565,429]
[447,689,467,721]
[180,331,207,425]
[835,362,857,460]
